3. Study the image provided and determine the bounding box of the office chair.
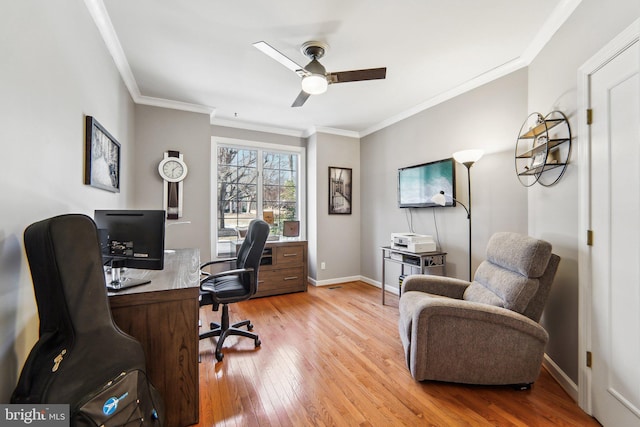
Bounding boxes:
[199,219,270,362]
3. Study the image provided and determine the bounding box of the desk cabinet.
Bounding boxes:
[254,240,308,298]
[108,249,199,427]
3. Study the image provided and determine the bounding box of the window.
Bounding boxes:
[214,138,305,256]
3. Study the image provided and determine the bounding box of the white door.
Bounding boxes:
[590,36,640,426]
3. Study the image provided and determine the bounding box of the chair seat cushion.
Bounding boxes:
[201,276,247,299]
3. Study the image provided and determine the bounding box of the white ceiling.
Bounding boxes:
[92,0,580,137]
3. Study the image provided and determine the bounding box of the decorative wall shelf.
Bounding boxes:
[515,111,571,187]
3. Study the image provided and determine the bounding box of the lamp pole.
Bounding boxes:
[462,161,474,282]
[453,149,483,282]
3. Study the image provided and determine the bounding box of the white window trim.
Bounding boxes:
[210,136,306,257]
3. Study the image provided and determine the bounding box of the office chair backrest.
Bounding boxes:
[236,219,270,284]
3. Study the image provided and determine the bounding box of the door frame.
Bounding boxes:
[577,17,640,415]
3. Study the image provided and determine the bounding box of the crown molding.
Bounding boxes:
[84,0,140,98]
[304,126,360,139]
[210,118,306,138]
[136,95,215,116]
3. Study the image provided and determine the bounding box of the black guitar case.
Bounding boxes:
[11,214,164,426]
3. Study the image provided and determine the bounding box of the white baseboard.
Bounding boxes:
[543,353,578,402]
[309,275,364,287]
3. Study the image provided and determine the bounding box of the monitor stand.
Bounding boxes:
[107,266,151,291]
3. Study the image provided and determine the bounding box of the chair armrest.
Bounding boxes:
[401,274,470,299]
[410,296,548,342]
[200,258,237,269]
[200,267,255,284]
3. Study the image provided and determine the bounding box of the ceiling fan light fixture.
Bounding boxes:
[301,74,328,95]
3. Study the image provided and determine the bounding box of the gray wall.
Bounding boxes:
[527,0,639,384]
[0,0,135,402]
[133,105,212,259]
[361,69,529,287]
[309,132,361,283]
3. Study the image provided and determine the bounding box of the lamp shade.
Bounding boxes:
[431,191,447,206]
[453,149,484,165]
[301,74,328,95]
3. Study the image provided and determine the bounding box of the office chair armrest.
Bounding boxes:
[200,258,237,269]
[209,267,254,279]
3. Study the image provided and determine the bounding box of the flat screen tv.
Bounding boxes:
[94,210,166,290]
[398,158,456,208]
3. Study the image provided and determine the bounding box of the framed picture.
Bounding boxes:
[530,151,546,169]
[84,116,120,192]
[283,220,300,237]
[328,166,352,215]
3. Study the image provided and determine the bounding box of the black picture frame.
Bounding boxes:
[85,116,120,192]
[328,166,352,215]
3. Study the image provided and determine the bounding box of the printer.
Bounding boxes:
[391,233,437,253]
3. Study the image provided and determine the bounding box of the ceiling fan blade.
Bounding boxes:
[253,41,308,76]
[328,67,387,84]
[291,91,311,107]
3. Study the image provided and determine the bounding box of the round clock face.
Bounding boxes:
[158,158,188,182]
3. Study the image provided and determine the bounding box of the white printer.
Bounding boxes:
[390,233,437,253]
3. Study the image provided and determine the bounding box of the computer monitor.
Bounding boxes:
[94,210,165,291]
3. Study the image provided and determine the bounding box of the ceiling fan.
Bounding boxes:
[253,40,387,107]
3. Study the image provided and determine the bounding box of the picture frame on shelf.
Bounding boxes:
[283,220,300,237]
[84,116,120,192]
[530,151,546,169]
[328,166,352,215]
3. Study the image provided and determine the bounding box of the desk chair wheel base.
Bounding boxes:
[199,219,270,363]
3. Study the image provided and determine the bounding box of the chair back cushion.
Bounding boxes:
[235,219,270,284]
[463,232,553,315]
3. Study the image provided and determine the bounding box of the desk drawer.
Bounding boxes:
[255,267,306,297]
[275,245,305,266]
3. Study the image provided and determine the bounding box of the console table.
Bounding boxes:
[381,246,446,305]
[108,248,200,427]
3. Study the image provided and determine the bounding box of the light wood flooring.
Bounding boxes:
[197,281,600,426]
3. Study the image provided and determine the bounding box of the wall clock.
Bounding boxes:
[158,150,188,219]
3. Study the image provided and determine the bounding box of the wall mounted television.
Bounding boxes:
[398,158,456,208]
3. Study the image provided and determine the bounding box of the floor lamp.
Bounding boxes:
[432,149,483,281]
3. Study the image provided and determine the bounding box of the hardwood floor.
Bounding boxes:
[197,281,599,427]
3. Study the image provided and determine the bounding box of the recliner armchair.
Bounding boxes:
[398,232,560,387]
[200,219,270,362]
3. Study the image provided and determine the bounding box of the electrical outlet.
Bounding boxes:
[321,262,326,270]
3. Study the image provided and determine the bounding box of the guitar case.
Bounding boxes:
[11,214,164,426]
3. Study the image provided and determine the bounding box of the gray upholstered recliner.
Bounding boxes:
[398,232,560,387]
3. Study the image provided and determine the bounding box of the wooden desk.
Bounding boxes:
[381,246,446,305]
[108,249,200,427]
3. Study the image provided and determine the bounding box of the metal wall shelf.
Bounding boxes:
[514,111,572,187]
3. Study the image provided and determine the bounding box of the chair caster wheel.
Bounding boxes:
[215,352,224,362]
[255,339,261,347]
[247,323,253,331]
